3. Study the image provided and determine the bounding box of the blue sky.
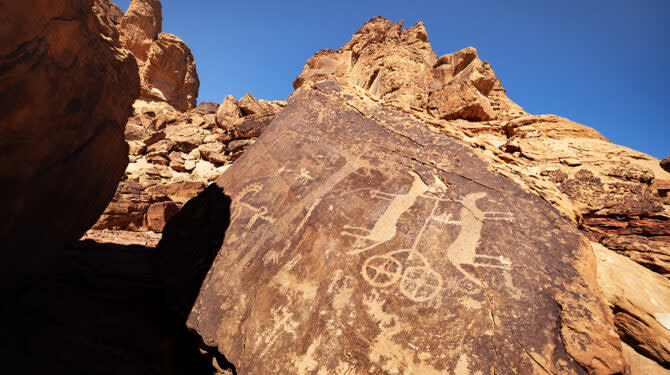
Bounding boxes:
[113,0,668,159]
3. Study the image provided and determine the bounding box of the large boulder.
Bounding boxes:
[662,156,670,173]
[139,32,199,111]
[92,0,124,42]
[116,0,199,111]
[0,0,139,276]
[160,81,626,374]
[118,0,162,62]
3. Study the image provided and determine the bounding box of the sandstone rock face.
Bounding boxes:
[93,0,124,42]
[294,17,526,121]
[119,0,162,62]
[92,96,284,232]
[116,0,199,111]
[139,32,199,111]
[171,81,626,375]
[593,243,670,367]
[463,113,670,281]
[622,343,670,375]
[0,0,139,273]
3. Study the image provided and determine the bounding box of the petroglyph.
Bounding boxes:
[346,170,514,300]
[445,192,514,287]
[230,182,275,229]
[296,168,315,184]
[274,164,315,185]
[274,163,296,178]
[363,250,443,302]
[343,171,435,255]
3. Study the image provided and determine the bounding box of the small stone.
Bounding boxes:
[215,95,243,129]
[184,159,197,171]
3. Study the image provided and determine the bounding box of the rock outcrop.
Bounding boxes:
[167,80,627,375]
[92,94,285,232]
[119,0,162,62]
[114,0,199,111]
[138,32,199,111]
[294,17,525,121]
[593,243,670,368]
[0,0,139,277]
[93,0,124,42]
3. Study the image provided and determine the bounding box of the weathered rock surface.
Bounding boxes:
[0,0,139,276]
[593,243,670,366]
[622,343,670,375]
[116,0,199,111]
[119,0,162,62]
[92,96,284,232]
[294,17,526,121]
[662,156,670,173]
[466,113,670,281]
[173,81,626,375]
[93,0,124,42]
[81,14,668,373]
[139,32,199,111]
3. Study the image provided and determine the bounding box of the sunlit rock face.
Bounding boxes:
[165,80,626,375]
[294,16,526,122]
[113,0,199,111]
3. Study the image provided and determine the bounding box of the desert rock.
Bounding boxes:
[116,0,199,111]
[0,0,139,278]
[139,32,199,111]
[216,95,243,129]
[146,201,181,232]
[119,0,162,62]
[92,95,282,232]
[170,81,626,375]
[294,17,526,121]
[593,242,670,366]
[93,0,124,42]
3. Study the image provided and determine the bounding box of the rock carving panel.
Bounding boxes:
[345,171,514,301]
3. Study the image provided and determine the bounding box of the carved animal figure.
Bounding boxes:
[343,171,432,254]
[443,192,513,286]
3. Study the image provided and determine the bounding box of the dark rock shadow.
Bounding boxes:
[157,183,237,373]
[1,184,233,374]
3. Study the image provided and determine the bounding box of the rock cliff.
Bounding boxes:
[98,0,200,111]
[91,94,285,233]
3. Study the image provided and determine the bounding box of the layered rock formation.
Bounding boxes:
[99,0,199,111]
[592,243,670,369]
[92,94,284,232]
[0,0,139,277]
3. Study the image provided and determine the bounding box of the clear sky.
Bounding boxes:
[113,0,668,159]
